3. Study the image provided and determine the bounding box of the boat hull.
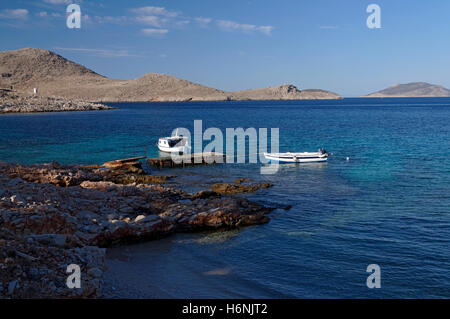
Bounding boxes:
[264,153,328,163]
[158,145,190,153]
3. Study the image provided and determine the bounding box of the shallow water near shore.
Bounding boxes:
[1,98,450,298]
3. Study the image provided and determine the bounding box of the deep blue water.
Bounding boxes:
[1,98,449,298]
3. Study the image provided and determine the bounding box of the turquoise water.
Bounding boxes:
[1,98,450,298]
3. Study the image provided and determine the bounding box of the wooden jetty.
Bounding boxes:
[148,152,225,168]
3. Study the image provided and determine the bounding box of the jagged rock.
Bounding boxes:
[136,215,160,224]
[234,178,251,184]
[210,182,273,194]
[191,190,220,200]
[77,210,99,220]
[28,234,67,247]
[8,280,18,296]
[0,186,6,197]
[0,162,274,298]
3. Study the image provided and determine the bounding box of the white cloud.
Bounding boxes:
[175,20,190,28]
[38,5,274,38]
[141,28,169,36]
[195,17,212,28]
[35,11,63,19]
[130,6,178,18]
[43,0,73,4]
[135,15,167,27]
[195,17,212,24]
[131,6,180,33]
[44,0,72,4]
[93,15,127,24]
[216,20,274,36]
[0,9,29,19]
[319,25,339,30]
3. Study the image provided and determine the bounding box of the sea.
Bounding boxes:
[0,98,449,298]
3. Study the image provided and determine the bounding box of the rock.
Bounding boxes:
[210,182,273,194]
[191,190,220,200]
[80,181,116,191]
[134,215,146,222]
[7,177,23,187]
[0,161,274,298]
[0,90,114,114]
[84,225,100,234]
[87,267,103,278]
[15,251,38,261]
[10,194,24,204]
[118,205,134,214]
[136,215,160,224]
[77,210,99,220]
[8,280,18,295]
[27,268,39,280]
[29,234,66,247]
[103,161,141,170]
[234,178,251,184]
[106,213,119,221]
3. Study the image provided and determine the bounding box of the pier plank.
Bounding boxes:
[148,152,225,168]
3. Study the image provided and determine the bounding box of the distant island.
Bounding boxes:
[0,48,341,108]
[365,82,450,98]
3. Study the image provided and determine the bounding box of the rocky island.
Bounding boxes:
[365,82,450,98]
[230,84,341,100]
[0,48,342,104]
[0,160,274,298]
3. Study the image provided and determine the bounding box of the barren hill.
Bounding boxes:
[0,48,341,102]
[231,84,341,100]
[0,48,103,87]
[366,82,450,97]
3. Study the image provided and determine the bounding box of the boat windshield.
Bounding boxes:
[167,138,186,147]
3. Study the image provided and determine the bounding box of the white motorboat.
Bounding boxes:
[264,148,329,163]
[157,130,191,153]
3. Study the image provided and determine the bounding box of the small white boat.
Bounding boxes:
[157,130,191,154]
[264,148,329,163]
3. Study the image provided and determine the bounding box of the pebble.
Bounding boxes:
[134,215,146,222]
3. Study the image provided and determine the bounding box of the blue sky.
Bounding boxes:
[1,0,450,96]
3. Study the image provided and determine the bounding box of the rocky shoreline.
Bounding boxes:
[0,161,273,298]
[0,90,113,114]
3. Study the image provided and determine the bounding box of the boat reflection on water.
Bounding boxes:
[261,161,328,173]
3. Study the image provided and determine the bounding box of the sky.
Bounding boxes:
[1,0,450,97]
